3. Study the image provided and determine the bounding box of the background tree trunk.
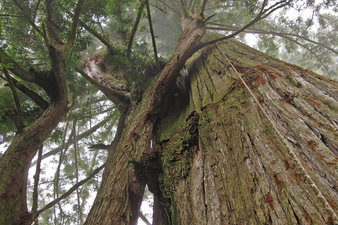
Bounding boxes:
[85,36,338,224]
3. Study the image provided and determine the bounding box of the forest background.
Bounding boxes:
[1,0,338,224]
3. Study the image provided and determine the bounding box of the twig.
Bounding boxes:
[12,0,43,36]
[39,163,106,214]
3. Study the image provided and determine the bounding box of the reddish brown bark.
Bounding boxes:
[83,17,206,225]
[84,32,338,224]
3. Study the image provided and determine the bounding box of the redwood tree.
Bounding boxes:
[1,0,338,224]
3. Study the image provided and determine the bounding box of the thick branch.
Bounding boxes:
[0,48,57,99]
[89,144,109,150]
[145,18,205,117]
[0,74,49,110]
[66,0,86,50]
[0,48,36,82]
[76,66,131,113]
[45,0,63,44]
[127,1,146,57]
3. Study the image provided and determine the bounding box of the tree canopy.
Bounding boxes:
[1,0,338,224]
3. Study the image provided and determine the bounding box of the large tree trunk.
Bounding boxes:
[156,38,338,224]
[85,34,338,224]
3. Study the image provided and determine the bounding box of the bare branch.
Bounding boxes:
[32,0,42,23]
[206,26,338,55]
[39,163,105,214]
[139,212,151,225]
[200,0,209,15]
[146,0,159,66]
[277,34,331,74]
[0,14,23,17]
[155,0,180,17]
[191,0,290,54]
[127,1,146,57]
[30,115,114,167]
[12,0,43,36]
[32,146,43,215]
[62,5,115,51]
[79,20,115,51]
[2,66,25,133]
[89,144,110,150]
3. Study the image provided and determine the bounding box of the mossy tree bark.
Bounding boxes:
[0,46,69,225]
[0,0,86,223]
[83,26,338,225]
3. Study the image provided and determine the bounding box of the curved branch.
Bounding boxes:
[76,67,131,112]
[191,0,290,54]
[0,74,49,110]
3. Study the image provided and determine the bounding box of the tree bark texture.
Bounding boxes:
[156,38,338,224]
[84,34,338,224]
[0,46,69,225]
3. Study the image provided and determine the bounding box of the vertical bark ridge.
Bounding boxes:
[156,37,338,224]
